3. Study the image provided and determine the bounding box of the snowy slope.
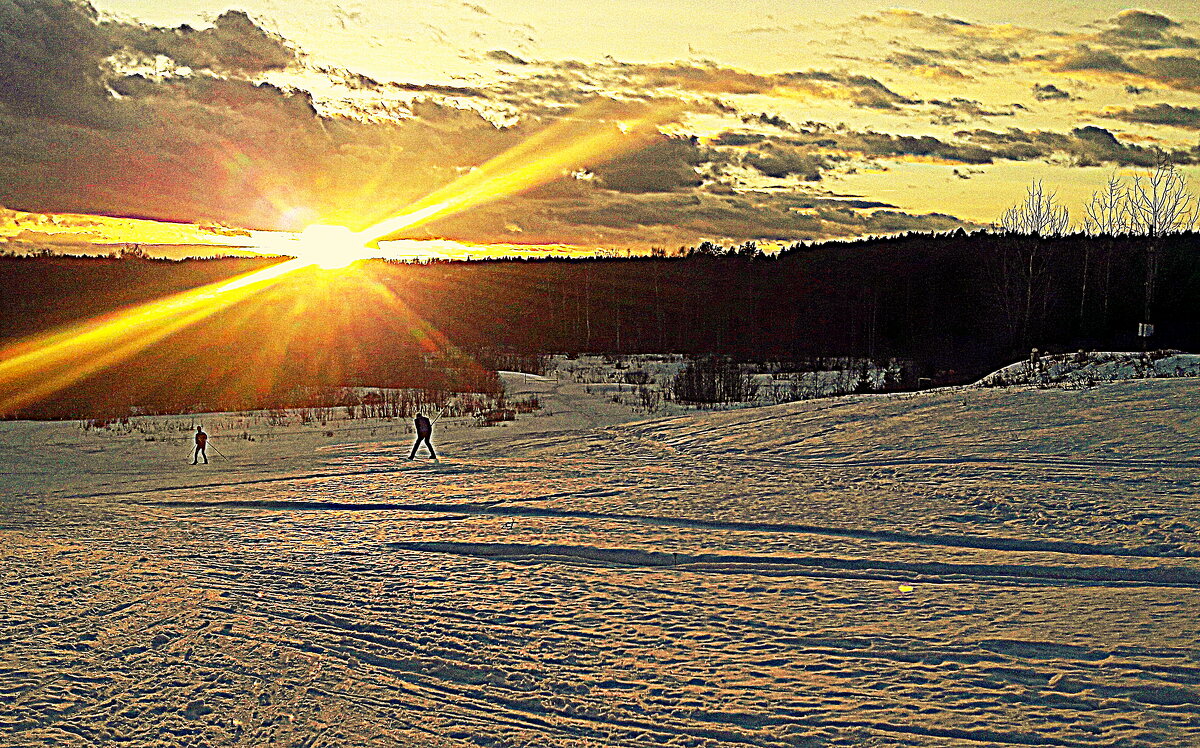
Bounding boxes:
[2,373,1199,746]
[977,350,1200,387]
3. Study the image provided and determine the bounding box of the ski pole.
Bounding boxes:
[207,439,231,462]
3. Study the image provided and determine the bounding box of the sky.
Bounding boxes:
[2,0,1199,258]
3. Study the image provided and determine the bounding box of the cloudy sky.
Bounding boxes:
[2,0,1199,256]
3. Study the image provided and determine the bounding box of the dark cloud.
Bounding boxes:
[705,120,1199,180]
[593,63,916,110]
[1111,9,1176,35]
[1032,83,1072,101]
[0,0,113,119]
[740,112,795,131]
[886,51,972,80]
[783,71,915,109]
[864,9,975,35]
[740,142,829,181]
[0,0,528,231]
[1096,10,1197,49]
[1054,48,1140,73]
[1104,102,1200,130]
[111,10,295,75]
[927,97,1017,123]
[958,125,1197,167]
[486,49,528,65]
[316,64,486,97]
[485,60,916,120]
[1050,45,1200,92]
[590,135,705,193]
[419,187,976,247]
[1132,54,1200,92]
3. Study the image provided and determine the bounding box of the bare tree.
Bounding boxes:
[1125,158,1199,341]
[1080,174,1129,333]
[1126,159,1198,237]
[994,180,1067,348]
[1001,180,1070,236]
[1082,173,1129,236]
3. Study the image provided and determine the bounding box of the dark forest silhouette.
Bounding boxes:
[2,227,1198,418]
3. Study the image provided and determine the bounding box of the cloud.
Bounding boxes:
[706,120,1199,180]
[1109,9,1176,36]
[739,142,829,181]
[1032,83,1072,101]
[1054,47,1140,74]
[710,127,998,169]
[0,1,532,231]
[1131,54,1200,92]
[1049,45,1200,92]
[590,135,706,193]
[865,9,976,36]
[958,125,1197,167]
[0,0,113,119]
[740,112,795,131]
[315,64,486,97]
[416,187,977,247]
[486,49,528,65]
[1104,103,1200,130]
[886,51,972,80]
[111,10,296,75]
[1096,10,1197,49]
[586,62,917,110]
[782,70,915,109]
[927,97,1017,123]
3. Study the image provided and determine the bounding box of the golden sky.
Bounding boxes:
[2,1,1199,256]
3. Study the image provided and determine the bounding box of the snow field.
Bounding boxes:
[2,371,1199,746]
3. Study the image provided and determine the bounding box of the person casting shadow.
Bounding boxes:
[409,412,437,460]
[192,425,208,465]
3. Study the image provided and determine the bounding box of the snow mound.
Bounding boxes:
[977,351,1200,388]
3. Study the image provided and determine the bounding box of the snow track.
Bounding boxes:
[3,376,1200,746]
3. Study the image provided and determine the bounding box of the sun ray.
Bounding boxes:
[360,98,688,245]
[0,98,688,412]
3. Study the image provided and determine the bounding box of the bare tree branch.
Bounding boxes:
[1001,180,1070,236]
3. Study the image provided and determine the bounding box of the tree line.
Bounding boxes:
[1,223,1198,418]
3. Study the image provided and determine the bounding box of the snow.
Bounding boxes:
[552,354,907,413]
[2,369,1200,746]
[977,350,1200,388]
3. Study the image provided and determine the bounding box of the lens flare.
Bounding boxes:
[291,224,365,269]
[0,99,690,413]
[0,260,303,414]
[361,98,688,245]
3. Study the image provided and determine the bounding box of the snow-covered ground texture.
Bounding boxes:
[978,351,1200,388]
[3,372,1200,747]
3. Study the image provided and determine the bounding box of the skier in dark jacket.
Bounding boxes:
[192,425,208,465]
[409,412,437,460]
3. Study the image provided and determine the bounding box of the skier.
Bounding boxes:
[192,425,208,465]
[409,412,437,460]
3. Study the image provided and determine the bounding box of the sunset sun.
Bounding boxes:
[293,224,366,269]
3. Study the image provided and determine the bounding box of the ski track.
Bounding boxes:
[2,376,1200,746]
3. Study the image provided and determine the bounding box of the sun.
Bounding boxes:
[294,224,368,269]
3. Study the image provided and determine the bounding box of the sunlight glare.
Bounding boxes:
[361,98,688,245]
[0,99,690,413]
[294,224,366,269]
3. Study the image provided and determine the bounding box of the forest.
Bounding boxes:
[1,227,1198,418]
